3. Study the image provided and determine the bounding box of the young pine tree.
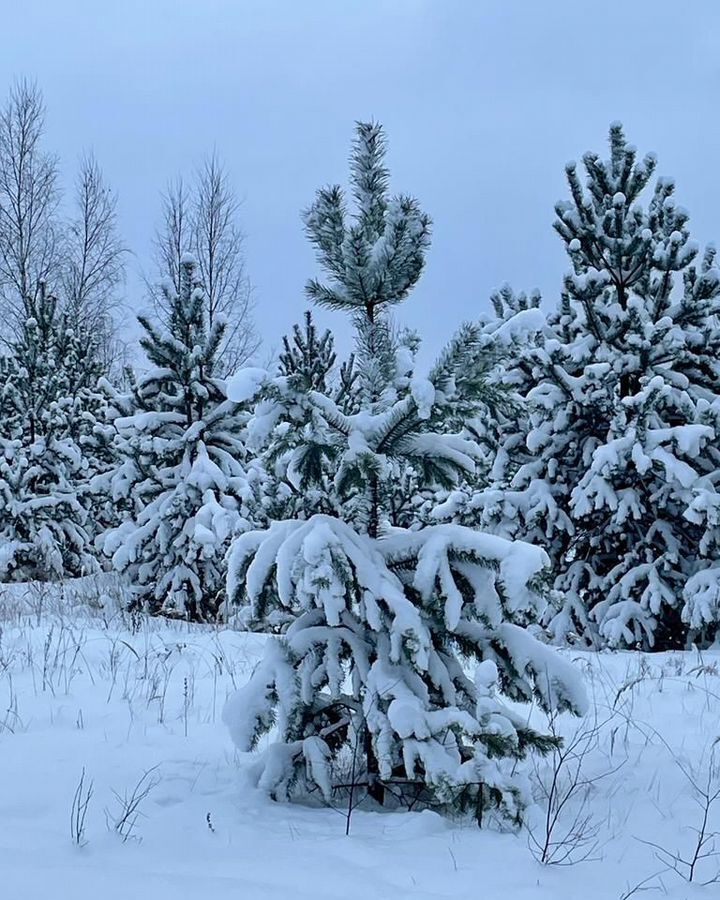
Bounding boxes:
[223,123,585,825]
[246,310,350,524]
[100,257,255,620]
[481,124,720,650]
[0,284,98,581]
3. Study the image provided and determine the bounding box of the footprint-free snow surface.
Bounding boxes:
[1,580,718,899]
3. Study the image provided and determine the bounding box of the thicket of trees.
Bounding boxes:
[0,80,257,590]
[1,81,719,823]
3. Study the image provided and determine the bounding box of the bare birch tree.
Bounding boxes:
[0,79,61,336]
[63,152,126,370]
[151,175,191,300]
[192,153,257,373]
[151,153,258,374]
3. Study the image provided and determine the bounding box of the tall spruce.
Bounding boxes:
[223,123,585,825]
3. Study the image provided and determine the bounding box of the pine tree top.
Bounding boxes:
[302,121,432,320]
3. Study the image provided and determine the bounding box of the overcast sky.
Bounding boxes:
[2,0,719,366]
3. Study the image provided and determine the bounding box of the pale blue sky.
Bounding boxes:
[2,0,719,365]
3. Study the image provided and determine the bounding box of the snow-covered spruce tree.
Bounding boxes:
[479,124,720,650]
[100,257,255,620]
[0,284,99,581]
[223,122,585,825]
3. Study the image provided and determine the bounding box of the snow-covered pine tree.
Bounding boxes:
[417,285,539,535]
[279,310,338,389]
[0,284,98,581]
[247,310,350,524]
[223,122,585,825]
[82,374,133,542]
[100,257,255,620]
[480,124,720,650]
[54,319,119,546]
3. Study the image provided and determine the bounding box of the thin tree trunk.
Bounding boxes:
[364,728,384,804]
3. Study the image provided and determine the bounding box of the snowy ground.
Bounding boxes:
[1,581,719,899]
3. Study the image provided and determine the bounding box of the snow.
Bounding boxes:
[489,306,546,344]
[226,367,268,404]
[0,583,718,899]
[410,376,435,419]
[395,345,415,377]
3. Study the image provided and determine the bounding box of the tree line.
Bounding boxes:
[0,82,717,661]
